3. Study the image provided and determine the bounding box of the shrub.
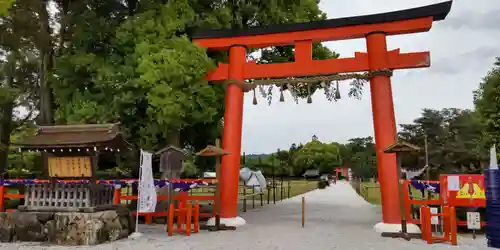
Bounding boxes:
[318,180,329,189]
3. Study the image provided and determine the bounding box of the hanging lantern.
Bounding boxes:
[307,85,312,104]
[335,81,341,100]
[279,86,285,102]
[252,88,258,105]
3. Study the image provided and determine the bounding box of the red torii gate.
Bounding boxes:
[192,1,452,231]
[335,167,350,182]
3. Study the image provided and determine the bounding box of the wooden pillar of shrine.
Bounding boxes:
[219,45,246,225]
[366,32,401,225]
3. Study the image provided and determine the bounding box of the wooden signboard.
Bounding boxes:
[440,174,485,207]
[48,156,92,178]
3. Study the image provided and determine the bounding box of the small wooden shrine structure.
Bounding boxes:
[157,146,187,180]
[155,145,187,213]
[13,123,133,212]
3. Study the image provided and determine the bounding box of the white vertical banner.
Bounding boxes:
[138,150,157,213]
[490,144,498,201]
[490,144,498,170]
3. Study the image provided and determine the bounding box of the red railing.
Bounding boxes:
[403,179,486,227]
[421,205,457,245]
[403,180,441,225]
[0,180,216,224]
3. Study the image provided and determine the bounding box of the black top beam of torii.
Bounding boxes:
[192,1,452,39]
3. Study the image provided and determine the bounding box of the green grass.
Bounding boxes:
[358,182,382,204]
[357,181,436,205]
[259,180,318,201]
[191,180,319,201]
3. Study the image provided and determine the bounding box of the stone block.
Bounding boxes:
[0,205,134,246]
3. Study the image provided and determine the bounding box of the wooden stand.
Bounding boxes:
[197,139,236,231]
[381,140,422,240]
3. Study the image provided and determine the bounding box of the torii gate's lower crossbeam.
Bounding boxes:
[192,1,452,232]
[207,49,430,81]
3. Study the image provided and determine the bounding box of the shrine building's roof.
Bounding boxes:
[14,123,132,151]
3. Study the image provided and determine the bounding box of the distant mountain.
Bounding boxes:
[243,153,270,159]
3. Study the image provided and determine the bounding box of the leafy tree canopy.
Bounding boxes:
[0,0,15,16]
[474,57,500,147]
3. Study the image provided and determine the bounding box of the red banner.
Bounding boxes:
[440,174,485,207]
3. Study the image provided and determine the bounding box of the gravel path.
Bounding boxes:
[1,181,489,250]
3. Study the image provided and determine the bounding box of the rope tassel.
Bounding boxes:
[252,88,258,105]
[307,85,312,104]
[335,81,341,100]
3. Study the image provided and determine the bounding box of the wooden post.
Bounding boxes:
[420,206,427,241]
[301,196,305,228]
[367,32,400,224]
[0,185,4,212]
[186,204,192,236]
[396,154,408,234]
[219,45,246,220]
[215,139,221,228]
[450,206,457,246]
[114,186,121,205]
[194,202,200,233]
[167,203,174,236]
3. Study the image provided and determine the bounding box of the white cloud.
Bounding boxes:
[241,0,500,153]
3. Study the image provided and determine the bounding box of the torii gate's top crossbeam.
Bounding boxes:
[192,1,452,50]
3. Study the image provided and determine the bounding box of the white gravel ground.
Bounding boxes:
[0,181,490,250]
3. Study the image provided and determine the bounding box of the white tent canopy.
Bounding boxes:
[202,172,216,178]
[240,167,267,193]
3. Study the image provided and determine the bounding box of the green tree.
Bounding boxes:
[181,160,198,178]
[2,0,366,176]
[0,0,40,176]
[398,108,485,178]
[0,0,14,16]
[341,137,377,180]
[54,0,221,154]
[474,57,500,148]
[293,139,342,175]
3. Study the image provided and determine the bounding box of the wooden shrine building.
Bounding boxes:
[13,123,133,212]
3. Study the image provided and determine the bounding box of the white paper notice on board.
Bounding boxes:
[447,176,460,191]
[467,212,481,229]
[430,207,439,225]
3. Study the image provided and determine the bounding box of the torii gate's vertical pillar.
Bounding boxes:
[207,45,247,227]
[366,32,419,233]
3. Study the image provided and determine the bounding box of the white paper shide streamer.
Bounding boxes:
[138,150,157,212]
